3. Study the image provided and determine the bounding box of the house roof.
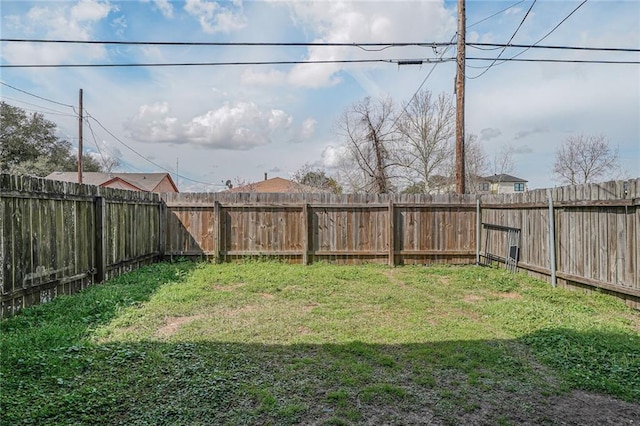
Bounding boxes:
[45,172,178,192]
[481,174,528,183]
[227,177,325,193]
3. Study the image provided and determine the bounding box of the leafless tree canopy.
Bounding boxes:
[396,91,455,192]
[335,96,397,193]
[553,134,620,185]
[491,144,515,177]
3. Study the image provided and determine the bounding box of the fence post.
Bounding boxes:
[94,196,107,283]
[214,201,221,263]
[476,197,481,265]
[547,190,557,288]
[158,199,166,260]
[388,199,395,266]
[302,203,309,265]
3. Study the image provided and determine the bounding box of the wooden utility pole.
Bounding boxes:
[78,88,83,184]
[455,0,466,194]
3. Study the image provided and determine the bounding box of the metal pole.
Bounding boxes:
[455,0,466,194]
[476,198,481,264]
[547,190,557,287]
[78,88,83,184]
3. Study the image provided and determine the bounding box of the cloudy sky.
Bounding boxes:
[1,0,638,191]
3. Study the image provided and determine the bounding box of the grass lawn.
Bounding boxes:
[1,261,639,425]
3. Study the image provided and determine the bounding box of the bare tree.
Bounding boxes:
[101,156,120,175]
[464,134,489,193]
[553,134,620,185]
[491,144,515,177]
[335,96,398,193]
[396,91,455,193]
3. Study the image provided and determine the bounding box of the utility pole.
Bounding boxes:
[78,88,83,184]
[176,158,179,190]
[455,0,466,194]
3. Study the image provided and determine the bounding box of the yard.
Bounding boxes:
[1,261,639,425]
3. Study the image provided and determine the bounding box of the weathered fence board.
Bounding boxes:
[0,174,162,317]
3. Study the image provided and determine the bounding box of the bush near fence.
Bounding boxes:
[1,174,638,316]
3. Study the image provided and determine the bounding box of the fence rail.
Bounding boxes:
[1,174,638,316]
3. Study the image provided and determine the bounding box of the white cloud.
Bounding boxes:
[184,102,291,149]
[321,145,347,169]
[300,118,317,139]
[71,0,113,22]
[285,1,456,88]
[125,101,294,150]
[184,0,247,33]
[1,1,115,65]
[126,102,182,142]
[155,0,174,18]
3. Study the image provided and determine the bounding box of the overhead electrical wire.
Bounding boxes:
[505,0,590,62]
[0,81,75,108]
[84,117,109,170]
[2,55,636,69]
[0,95,76,117]
[1,39,454,48]
[0,58,453,68]
[467,0,592,75]
[467,0,537,79]
[467,57,639,64]
[84,109,224,187]
[467,42,639,53]
[467,0,526,29]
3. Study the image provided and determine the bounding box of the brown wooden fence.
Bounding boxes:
[480,179,639,306]
[161,192,478,265]
[0,174,162,317]
[1,175,638,316]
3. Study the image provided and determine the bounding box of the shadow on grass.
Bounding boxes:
[2,261,639,425]
[1,329,638,425]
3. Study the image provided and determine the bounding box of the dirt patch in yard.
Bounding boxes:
[156,314,208,338]
[543,391,640,425]
[213,283,246,291]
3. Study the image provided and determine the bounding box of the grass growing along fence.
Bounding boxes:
[1,261,638,425]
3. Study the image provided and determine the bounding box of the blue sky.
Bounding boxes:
[1,0,638,191]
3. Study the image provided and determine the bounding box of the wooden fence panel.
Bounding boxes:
[0,174,161,317]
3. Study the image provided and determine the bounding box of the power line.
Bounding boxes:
[467,0,537,79]
[0,81,75,108]
[0,58,453,69]
[467,57,640,65]
[84,117,109,169]
[3,55,636,70]
[0,96,76,117]
[84,109,223,187]
[467,42,640,53]
[467,0,526,28]
[0,38,454,48]
[507,0,590,62]
[468,0,591,74]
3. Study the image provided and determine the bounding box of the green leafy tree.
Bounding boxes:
[292,163,342,194]
[0,102,102,176]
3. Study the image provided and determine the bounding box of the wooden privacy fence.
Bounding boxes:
[1,175,639,316]
[480,179,639,306]
[161,192,478,265]
[0,174,162,317]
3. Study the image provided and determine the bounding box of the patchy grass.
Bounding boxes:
[1,261,639,425]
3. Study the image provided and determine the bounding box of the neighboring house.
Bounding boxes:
[227,175,328,193]
[45,172,179,193]
[478,174,527,194]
